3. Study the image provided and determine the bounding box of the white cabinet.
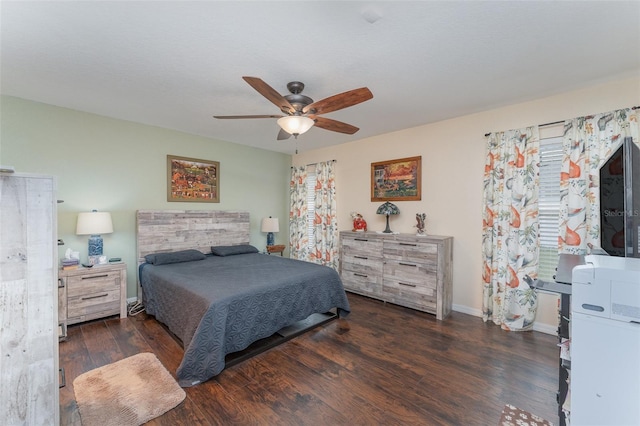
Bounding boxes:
[0,173,59,426]
[570,257,640,425]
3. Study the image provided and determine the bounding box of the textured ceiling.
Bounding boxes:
[2,1,639,154]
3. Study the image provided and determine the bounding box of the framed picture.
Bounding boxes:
[371,156,421,201]
[167,155,220,202]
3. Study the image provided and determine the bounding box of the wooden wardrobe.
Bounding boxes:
[1,172,59,425]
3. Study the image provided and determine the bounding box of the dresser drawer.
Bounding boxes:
[383,240,438,265]
[67,270,121,293]
[383,260,438,287]
[67,289,121,323]
[382,273,437,295]
[341,253,383,276]
[341,235,383,258]
[66,270,122,324]
[382,283,437,313]
[341,269,382,295]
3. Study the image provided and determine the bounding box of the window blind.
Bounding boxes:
[307,171,316,249]
[538,136,563,281]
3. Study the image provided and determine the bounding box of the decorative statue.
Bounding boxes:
[351,212,368,232]
[416,213,426,236]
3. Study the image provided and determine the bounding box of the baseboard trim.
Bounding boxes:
[452,303,481,317]
[452,304,557,335]
[531,322,557,335]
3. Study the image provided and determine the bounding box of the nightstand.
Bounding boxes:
[58,262,127,326]
[266,244,285,256]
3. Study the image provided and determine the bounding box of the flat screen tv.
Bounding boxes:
[599,137,640,258]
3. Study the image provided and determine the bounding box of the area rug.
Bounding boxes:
[73,352,185,426]
[499,404,554,426]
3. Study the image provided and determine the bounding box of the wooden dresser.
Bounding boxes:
[339,231,453,320]
[1,173,59,425]
[59,262,127,325]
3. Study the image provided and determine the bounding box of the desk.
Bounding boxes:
[266,244,285,256]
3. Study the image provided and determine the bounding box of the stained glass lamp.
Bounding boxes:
[376,202,400,233]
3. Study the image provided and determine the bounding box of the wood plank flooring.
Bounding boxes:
[59,293,559,425]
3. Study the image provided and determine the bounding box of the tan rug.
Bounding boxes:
[499,404,554,426]
[73,352,185,426]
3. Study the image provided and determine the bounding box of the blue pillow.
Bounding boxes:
[210,244,259,256]
[145,249,206,265]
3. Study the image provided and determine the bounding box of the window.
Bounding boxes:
[306,170,316,250]
[538,135,563,281]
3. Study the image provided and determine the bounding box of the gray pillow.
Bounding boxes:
[210,244,259,257]
[145,249,206,265]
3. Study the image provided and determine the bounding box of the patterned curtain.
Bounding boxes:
[559,108,639,254]
[482,127,540,331]
[310,160,339,269]
[289,165,309,261]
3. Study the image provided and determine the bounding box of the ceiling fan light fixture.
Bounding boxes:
[277,116,314,136]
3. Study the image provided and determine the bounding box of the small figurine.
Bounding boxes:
[416,213,426,236]
[351,212,368,232]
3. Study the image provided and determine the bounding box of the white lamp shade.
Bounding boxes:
[76,211,113,235]
[277,116,314,135]
[261,217,279,233]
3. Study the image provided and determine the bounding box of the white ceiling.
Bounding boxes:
[2,1,639,155]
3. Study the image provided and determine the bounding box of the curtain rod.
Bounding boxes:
[290,159,337,168]
[484,105,640,137]
[307,159,336,166]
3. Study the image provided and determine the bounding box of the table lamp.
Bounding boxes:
[76,210,113,256]
[261,217,279,246]
[376,202,400,233]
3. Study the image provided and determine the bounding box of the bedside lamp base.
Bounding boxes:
[88,234,104,256]
[383,215,392,233]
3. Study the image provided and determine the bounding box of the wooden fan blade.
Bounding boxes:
[303,87,373,115]
[312,116,359,134]
[213,115,283,119]
[277,128,292,140]
[242,77,295,114]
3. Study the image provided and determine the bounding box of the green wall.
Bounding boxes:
[0,95,291,299]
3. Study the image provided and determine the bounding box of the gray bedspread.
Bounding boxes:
[139,253,350,387]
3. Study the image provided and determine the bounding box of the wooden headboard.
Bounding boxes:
[136,210,251,300]
[136,209,250,266]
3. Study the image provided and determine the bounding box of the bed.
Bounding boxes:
[136,210,350,387]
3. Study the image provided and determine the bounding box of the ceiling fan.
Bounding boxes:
[214,77,373,140]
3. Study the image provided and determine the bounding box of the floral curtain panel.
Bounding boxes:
[310,160,339,269]
[559,108,639,254]
[289,165,309,261]
[482,127,540,331]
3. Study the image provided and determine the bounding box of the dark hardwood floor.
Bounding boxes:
[59,293,559,425]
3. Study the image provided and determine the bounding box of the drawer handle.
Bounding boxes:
[399,282,417,288]
[399,262,417,267]
[81,274,109,280]
[354,238,369,242]
[81,293,109,301]
[354,273,368,278]
[58,278,65,288]
[354,255,368,260]
[59,368,66,388]
[399,243,417,246]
